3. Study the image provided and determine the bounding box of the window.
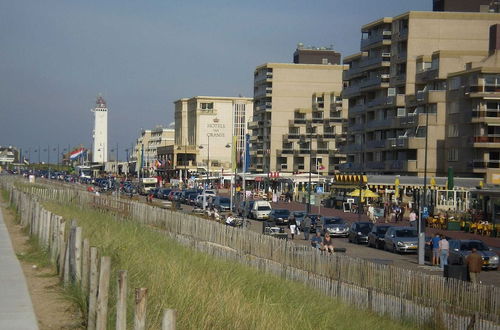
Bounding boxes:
[448,124,459,137]
[200,102,214,110]
[448,149,458,161]
[448,101,459,114]
[449,77,460,90]
[397,108,406,117]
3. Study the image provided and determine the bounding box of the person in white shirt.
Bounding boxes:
[225,213,235,226]
[438,236,449,269]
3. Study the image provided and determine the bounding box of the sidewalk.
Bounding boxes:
[0,205,38,329]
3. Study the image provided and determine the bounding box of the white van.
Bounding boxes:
[251,200,272,220]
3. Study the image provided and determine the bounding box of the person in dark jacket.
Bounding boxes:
[302,215,312,240]
[466,247,483,284]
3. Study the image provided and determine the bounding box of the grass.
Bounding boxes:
[43,200,418,330]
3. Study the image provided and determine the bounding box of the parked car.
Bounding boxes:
[268,209,291,225]
[186,192,199,205]
[150,187,160,198]
[384,227,418,253]
[157,188,172,200]
[425,239,499,270]
[250,200,272,220]
[213,196,231,212]
[317,217,349,237]
[367,225,392,249]
[348,222,374,244]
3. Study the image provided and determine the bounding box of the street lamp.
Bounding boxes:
[225,142,235,212]
[198,135,210,210]
[418,108,430,265]
[177,143,188,185]
[307,124,313,214]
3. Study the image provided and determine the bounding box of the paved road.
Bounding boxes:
[0,203,38,329]
[162,196,500,286]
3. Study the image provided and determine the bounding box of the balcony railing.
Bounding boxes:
[342,84,361,97]
[360,53,391,68]
[472,160,500,169]
[360,30,392,48]
[349,103,365,114]
[474,135,500,143]
[349,123,365,132]
[365,118,392,130]
[467,85,500,94]
[366,96,387,108]
[366,161,385,170]
[366,140,386,149]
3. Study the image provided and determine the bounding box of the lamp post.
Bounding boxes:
[307,124,313,214]
[418,109,430,265]
[224,142,235,212]
[177,142,188,186]
[199,135,210,210]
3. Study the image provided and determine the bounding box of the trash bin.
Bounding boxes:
[443,264,469,281]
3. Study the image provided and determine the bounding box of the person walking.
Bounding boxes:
[438,236,449,269]
[289,215,297,240]
[428,233,441,266]
[466,247,483,283]
[322,232,334,254]
[302,214,312,240]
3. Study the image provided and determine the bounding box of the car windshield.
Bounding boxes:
[323,218,344,225]
[293,212,305,217]
[258,206,271,211]
[275,210,290,216]
[395,229,417,238]
[358,224,372,231]
[376,227,389,234]
[460,241,489,251]
[219,198,230,203]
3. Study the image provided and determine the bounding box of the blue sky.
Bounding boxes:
[0,0,430,161]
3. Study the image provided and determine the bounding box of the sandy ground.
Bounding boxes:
[1,204,84,330]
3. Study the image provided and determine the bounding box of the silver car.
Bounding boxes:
[384,227,418,253]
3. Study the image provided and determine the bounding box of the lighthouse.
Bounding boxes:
[92,95,108,163]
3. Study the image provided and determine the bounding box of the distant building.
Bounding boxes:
[172,96,253,179]
[432,0,497,13]
[342,11,500,178]
[132,126,174,175]
[0,146,19,165]
[293,44,341,65]
[92,96,108,163]
[250,61,345,173]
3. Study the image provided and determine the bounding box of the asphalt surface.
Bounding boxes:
[162,195,500,287]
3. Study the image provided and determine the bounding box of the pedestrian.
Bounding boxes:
[311,231,322,249]
[368,204,375,223]
[438,235,449,269]
[303,214,312,241]
[409,209,417,227]
[322,232,334,254]
[289,215,297,240]
[428,233,440,266]
[466,247,483,283]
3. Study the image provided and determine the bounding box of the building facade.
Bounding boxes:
[173,96,253,178]
[250,62,345,173]
[342,11,500,177]
[92,96,108,163]
[293,44,341,65]
[132,126,174,175]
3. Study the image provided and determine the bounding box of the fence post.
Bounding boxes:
[74,227,82,284]
[58,220,66,276]
[88,247,99,330]
[134,288,148,330]
[162,309,176,330]
[116,270,128,330]
[81,238,90,294]
[96,256,111,330]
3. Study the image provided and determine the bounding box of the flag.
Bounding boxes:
[317,162,325,170]
[70,148,86,160]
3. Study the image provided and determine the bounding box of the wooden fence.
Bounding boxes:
[3,177,500,329]
[5,181,176,330]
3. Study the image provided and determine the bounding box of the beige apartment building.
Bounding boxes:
[444,29,500,184]
[250,61,345,173]
[342,11,500,177]
[172,96,253,177]
[132,126,174,173]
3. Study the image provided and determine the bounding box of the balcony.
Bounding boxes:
[472,160,500,171]
[473,135,500,148]
[366,96,387,108]
[360,53,391,68]
[359,75,390,90]
[417,90,446,104]
[344,66,365,80]
[392,28,408,41]
[349,123,365,132]
[466,85,500,95]
[366,140,386,149]
[342,84,361,98]
[360,30,392,49]
[386,137,425,149]
[415,68,438,84]
[277,149,295,155]
[365,118,392,130]
[316,148,330,155]
[386,94,405,107]
[471,110,500,124]
[340,143,362,154]
[395,113,437,127]
[286,133,301,140]
[366,161,385,170]
[349,103,365,114]
[290,118,307,126]
[339,162,362,171]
